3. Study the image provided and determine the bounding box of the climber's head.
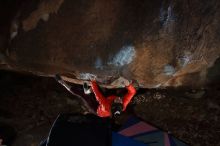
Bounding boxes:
[111,97,123,118]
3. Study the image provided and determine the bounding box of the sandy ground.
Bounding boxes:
[0,70,220,146]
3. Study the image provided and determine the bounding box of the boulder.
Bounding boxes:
[0,0,220,88]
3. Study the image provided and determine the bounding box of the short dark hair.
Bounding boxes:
[111,102,123,117]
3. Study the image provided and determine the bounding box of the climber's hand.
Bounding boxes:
[124,79,131,87]
[119,78,131,88]
[131,79,139,90]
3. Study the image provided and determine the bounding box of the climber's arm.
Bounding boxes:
[91,80,106,105]
[123,84,136,110]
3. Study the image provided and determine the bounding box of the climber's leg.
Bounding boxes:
[55,74,98,114]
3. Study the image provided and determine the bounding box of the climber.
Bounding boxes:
[90,80,136,118]
[55,74,136,118]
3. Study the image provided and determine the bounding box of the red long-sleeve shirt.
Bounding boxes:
[91,81,136,117]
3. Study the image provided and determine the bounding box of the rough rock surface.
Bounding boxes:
[0,0,220,88]
[0,71,220,146]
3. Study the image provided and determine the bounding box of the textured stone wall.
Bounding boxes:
[0,0,220,88]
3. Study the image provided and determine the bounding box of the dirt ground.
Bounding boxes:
[0,70,220,146]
